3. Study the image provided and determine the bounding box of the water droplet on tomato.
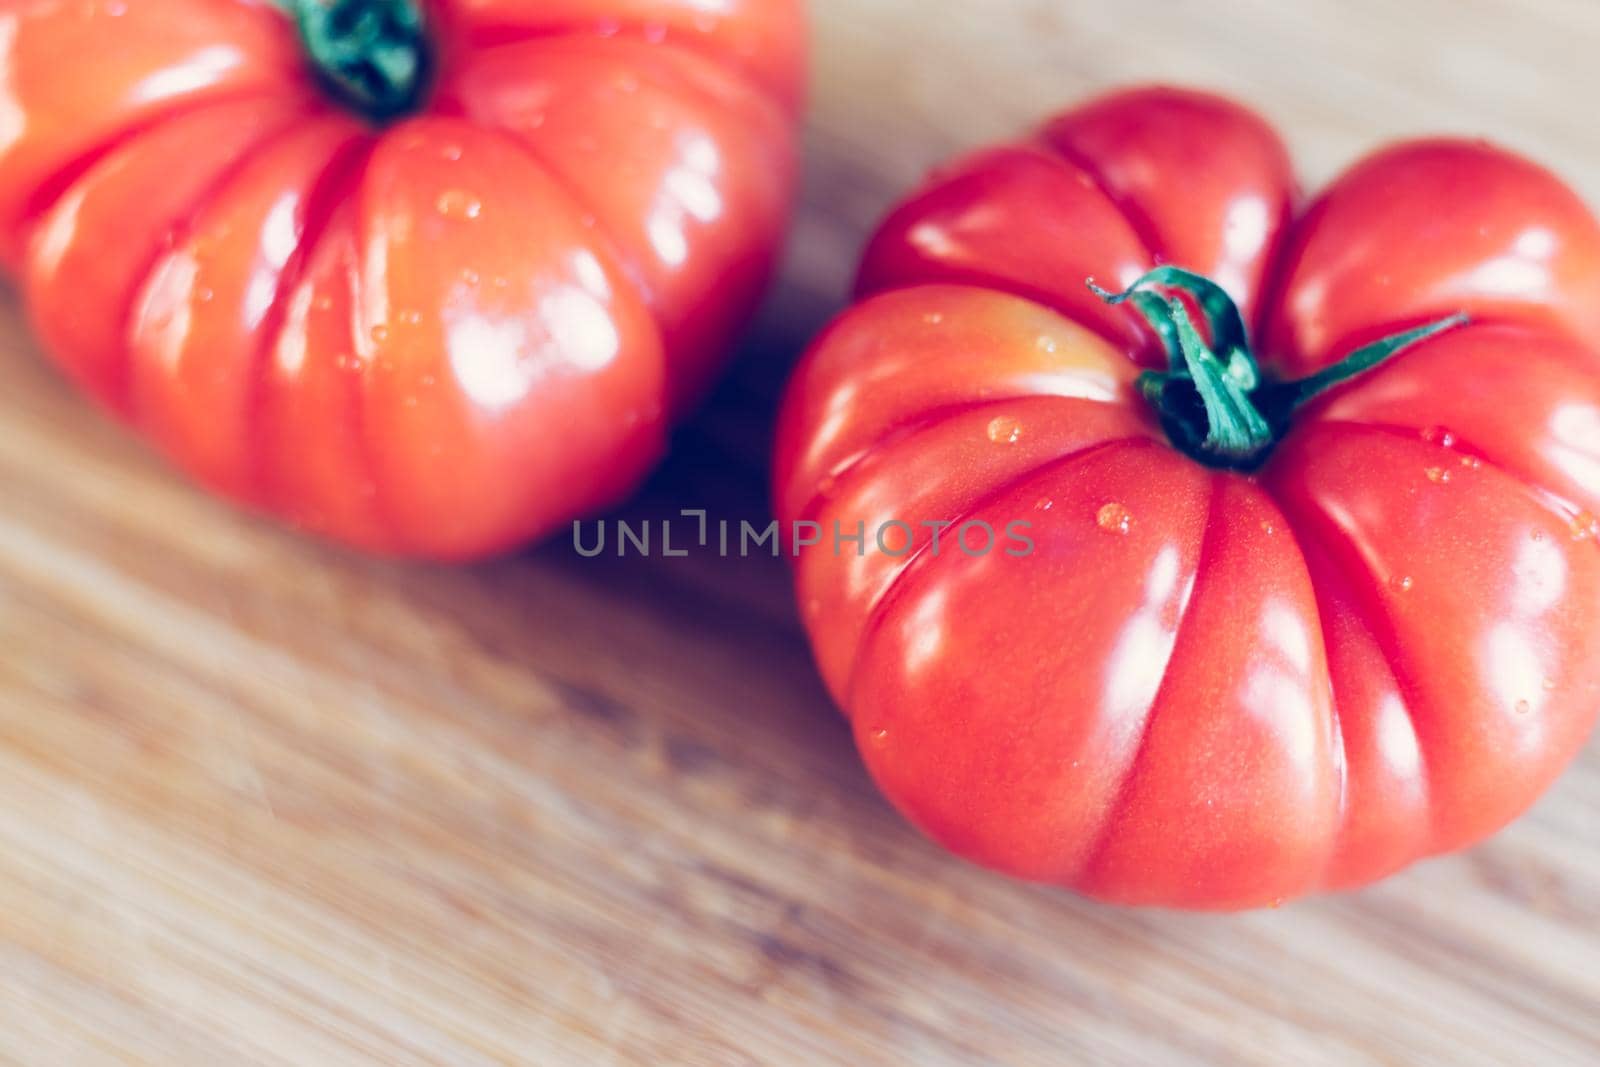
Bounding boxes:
[1034,497,1054,512]
[439,144,462,162]
[986,415,1023,444]
[922,311,944,326]
[1425,466,1451,484]
[1036,335,1058,354]
[1460,455,1482,470]
[1096,502,1133,535]
[867,727,889,746]
[399,309,423,327]
[1572,511,1599,542]
[1514,699,1532,715]
[435,189,482,220]
[1260,519,1277,536]
[1389,574,1414,593]
[1421,425,1456,448]
[370,324,390,344]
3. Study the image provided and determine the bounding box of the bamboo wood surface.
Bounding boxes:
[2,1,1599,1064]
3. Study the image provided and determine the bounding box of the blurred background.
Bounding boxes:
[1,1,1598,1064]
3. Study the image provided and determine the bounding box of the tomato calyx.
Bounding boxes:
[281,0,433,123]
[1091,267,1467,470]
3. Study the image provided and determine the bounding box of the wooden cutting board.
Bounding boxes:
[2,1,1598,1063]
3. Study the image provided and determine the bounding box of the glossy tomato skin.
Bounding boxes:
[0,0,803,558]
[855,86,1296,367]
[774,86,1600,908]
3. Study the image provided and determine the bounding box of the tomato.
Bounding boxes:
[0,0,803,557]
[773,86,1600,909]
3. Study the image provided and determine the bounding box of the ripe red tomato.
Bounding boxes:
[774,86,1600,908]
[0,0,802,557]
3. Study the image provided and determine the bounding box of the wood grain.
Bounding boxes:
[2,1,1599,1063]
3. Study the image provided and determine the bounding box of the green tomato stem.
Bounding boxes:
[1090,268,1467,471]
[280,0,432,123]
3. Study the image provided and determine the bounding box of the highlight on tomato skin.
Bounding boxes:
[0,0,805,559]
[772,84,1600,910]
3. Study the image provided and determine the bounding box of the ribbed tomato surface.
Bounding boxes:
[774,86,1600,908]
[0,0,803,556]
